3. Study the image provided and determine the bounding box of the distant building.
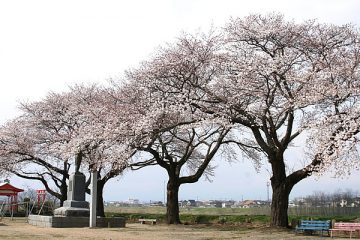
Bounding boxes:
[196,200,205,207]
[238,200,268,208]
[288,200,297,207]
[351,197,360,207]
[222,200,235,208]
[149,201,164,206]
[127,198,140,205]
[179,200,196,207]
[208,200,222,208]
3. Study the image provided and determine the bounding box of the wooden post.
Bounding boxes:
[89,170,97,228]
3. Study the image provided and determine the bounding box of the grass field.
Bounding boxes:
[105,206,271,224]
[105,206,360,225]
[105,206,271,215]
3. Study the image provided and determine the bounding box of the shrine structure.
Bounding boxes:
[0,181,24,212]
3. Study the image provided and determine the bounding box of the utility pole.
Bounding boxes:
[266,182,270,203]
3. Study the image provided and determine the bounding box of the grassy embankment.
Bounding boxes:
[105,206,268,224]
[105,206,360,225]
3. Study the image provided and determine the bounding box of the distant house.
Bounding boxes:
[127,198,140,205]
[288,200,297,207]
[196,200,205,207]
[340,199,348,207]
[186,200,196,207]
[200,200,222,208]
[222,200,235,208]
[179,200,196,207]
[238,200,268,208]
[240,200,257,208]
[149,201,164,206]
[351,197,360,207]
[209,200,222,208]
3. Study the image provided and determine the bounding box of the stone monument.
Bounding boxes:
[53,156,89,216]
[28,154,125,228]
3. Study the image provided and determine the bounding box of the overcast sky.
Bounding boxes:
[1,0,360,202]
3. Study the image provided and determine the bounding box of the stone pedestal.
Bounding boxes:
[28,215,126,228]
[53,205,89,217]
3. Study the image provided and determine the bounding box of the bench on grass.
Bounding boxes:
[295,220,331,236]
[139,218,157,225]
[330,222,360,238]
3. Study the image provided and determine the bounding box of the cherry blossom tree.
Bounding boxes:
[114,34,240,224]
[128,14,359,227]
[185,14,360,227]
[0,117,70,206]
[65,85,131,217]
[0,84,130,215]
[131,123,231,224]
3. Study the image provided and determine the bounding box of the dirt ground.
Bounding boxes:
[0,218,355,240]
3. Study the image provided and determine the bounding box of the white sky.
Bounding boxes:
[1,0,360,202]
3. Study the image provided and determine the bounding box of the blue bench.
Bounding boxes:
[295,220,331,236]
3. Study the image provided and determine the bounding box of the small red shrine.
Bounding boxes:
[0,181,24,212]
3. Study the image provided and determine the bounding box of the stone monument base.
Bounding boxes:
[53,207,90,217]
[28,215,126,228]
[53,200,90,217]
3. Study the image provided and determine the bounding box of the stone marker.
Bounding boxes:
[28,154,125,228]
[54,156,89,217]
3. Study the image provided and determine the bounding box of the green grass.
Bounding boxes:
[180,207,271,216]
[105,206,271,224]
[106,206,166,215]
[105,206,270,216]
[105,212,270,224]
[105,206,360,225]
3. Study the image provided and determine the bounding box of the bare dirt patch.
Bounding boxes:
[0,218,352,239]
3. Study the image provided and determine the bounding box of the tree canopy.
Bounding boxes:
[0,13,359,227]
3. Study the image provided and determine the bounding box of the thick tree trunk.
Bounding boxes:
[59,162,69,207]
[97,180,105,217]
[270,182,290,227]
[269,154,293,228]
[270,159,312,227]
[59,182,67,207]
[59,191,66,207]
[166,179,181,224]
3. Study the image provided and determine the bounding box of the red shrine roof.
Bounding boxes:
[0,183,24,196]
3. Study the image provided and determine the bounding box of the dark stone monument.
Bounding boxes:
[54,155,89,217]
[28,153,126,228]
